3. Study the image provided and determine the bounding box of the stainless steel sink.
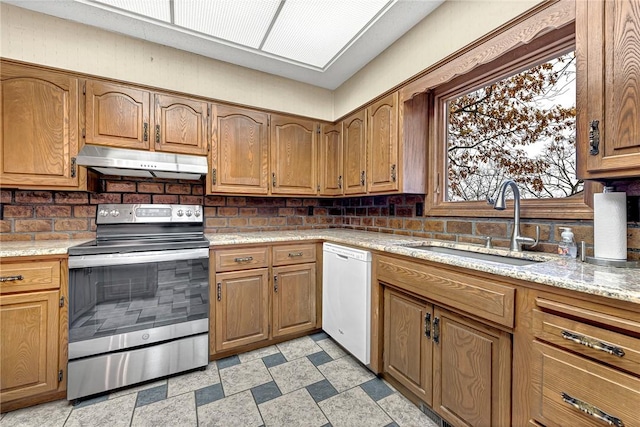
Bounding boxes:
[405,245,541,266]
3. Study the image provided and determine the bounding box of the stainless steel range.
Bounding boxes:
[67,204,210,400]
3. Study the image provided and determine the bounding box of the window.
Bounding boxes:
[426,24,593,219]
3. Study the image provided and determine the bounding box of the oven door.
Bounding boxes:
[68,248,209,359]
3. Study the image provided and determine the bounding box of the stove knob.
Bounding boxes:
[194,210,201,217]
[186,210,193,217]
[110,210,120,217]
[177,209,184,217]
[99,209,109,217]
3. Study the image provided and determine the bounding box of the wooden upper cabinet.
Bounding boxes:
[0,64,81,188]
[367,92,399,193]
[270,115,318,195]
[84,80,150,150]
[343,110,367,195]
[319,123,343,196]
[209,105,269,195]
[578,0,640,179]
[153,94,208,155]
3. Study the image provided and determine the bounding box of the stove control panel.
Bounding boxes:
[96,204,203,224]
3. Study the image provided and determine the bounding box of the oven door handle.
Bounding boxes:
[69,248,209,269]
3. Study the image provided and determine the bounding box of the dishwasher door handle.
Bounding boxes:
[336,254,349,260]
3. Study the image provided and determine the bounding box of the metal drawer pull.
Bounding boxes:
[274,275,278,292]
[234,256,254,263]
[0,275,24,282]
[561,392,624,427]
[561,330,625,358]
[424,312,431,338]
[216,283,221,301]
[288,252,303,257]
[433,317,440,344]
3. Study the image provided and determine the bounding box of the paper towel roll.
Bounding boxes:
[594,192,627,260]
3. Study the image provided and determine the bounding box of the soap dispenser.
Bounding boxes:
[558,227,577,258]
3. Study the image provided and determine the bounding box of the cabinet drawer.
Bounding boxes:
[0,260,61,294]
[272,244,316,266]
[376,255,514,327]
[533,309,640,376]
[532,341,640,427]
[214,247,269,272]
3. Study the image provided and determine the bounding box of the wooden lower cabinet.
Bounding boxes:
[383,288,433,404]
[214,268,270,352]
[272,263,316,337]
[382,285,511,427]
[0,291,59,403]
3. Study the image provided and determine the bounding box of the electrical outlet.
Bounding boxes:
[416,202,424,216]
[389,203,395,216]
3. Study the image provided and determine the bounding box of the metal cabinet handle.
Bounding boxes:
[338,175,342,189]
[143,122,149,142]
[71,157,77,178]
[212,168,217,185]
[155,125,160,144]
[274,275,278,292]
[234,256,254,263]
[288,252,303,258]
[589,120,600,156]
[424,312,431,338]
[216,283,221,301]
[433,317,440,344]
[391,164,397,182]
[272,172,277,187]
[0,275,24,282]
[561,330,625,357]
[561,392,624,427]
[360,171,365,186]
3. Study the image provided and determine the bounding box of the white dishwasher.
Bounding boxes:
[322,242,372,365]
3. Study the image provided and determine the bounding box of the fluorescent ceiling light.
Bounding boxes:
[174,0,281,48]
[262,0,392,68]
[93,0,171,22]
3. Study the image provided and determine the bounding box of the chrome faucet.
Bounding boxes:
[490,180,539,252]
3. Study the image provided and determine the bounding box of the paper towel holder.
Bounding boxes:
[584,256,639,268]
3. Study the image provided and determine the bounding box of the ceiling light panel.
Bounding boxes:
[92,0,171,22]
[262,0,392,68]
[173,0,281,48]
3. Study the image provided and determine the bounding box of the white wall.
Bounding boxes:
[334,0,544,118]
[0,2,334,120]
[1,1,544,121]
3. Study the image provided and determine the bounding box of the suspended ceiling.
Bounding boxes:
[2,0,444,89]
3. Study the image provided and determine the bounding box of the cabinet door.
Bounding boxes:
[214,269,269,352]
[85,80,150,150]
[578,0,640,178]
[432,307,511,427]
[209,105,269,194]
[272,263,317,337]
[367,92,398,193]
[343,110,367,195]
[319,123,343,196]
[0,291,59,402]
[383,288,433,405]
[270,115,318,195]
[0,64,80,188]
[154,94,208,155]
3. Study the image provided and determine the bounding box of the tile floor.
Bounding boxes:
[1,333,439,427]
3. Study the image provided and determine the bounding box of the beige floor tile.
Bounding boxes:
[378,393,439,427]
[131,392,196,427]
[317,355,375,392]
[219,358,272,396]
[268,357,324,394]
[316,338,348,359]
[197,390,262,427]
[259,388,328,427]
[167,362,220,397]
[238,345,280,363]
[276,336,322,361]
[319,387,392,427]
[64,394,137,427]
[0,398,72,427]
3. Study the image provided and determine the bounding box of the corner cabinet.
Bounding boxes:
[0,257,67,412]
[319,123,343,196]
[209,104,269,195]
[343,110,367,195]
[85,80,208,155]
[577,0,640,179]
[367,93,399,193]
[270,115,319,196]
[0,63,85,190]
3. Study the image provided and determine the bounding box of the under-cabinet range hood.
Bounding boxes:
[75,145,208,180]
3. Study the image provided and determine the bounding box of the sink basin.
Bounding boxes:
[405,245,541,266]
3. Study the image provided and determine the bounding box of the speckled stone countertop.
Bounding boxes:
[0,239,92,258]
[207,229,640,305]
[2,230,638,305]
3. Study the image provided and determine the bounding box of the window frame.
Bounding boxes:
[424,24,595,220]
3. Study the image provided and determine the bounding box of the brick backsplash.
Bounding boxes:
[1,177,639,259]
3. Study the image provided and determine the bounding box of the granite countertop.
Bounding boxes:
[2,230,638,305]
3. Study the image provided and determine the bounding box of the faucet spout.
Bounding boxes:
[492,180,539,252]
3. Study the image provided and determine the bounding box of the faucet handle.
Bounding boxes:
[527,225,540,248]
[486,197,495,206]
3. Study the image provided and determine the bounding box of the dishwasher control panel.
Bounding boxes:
[323,242,371,262]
